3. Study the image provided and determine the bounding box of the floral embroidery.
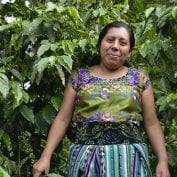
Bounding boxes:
[83,84,90,91]
[113,84,121,90]
[68,68,151,144]
[131,89,139,100]
[78,69,97,84]
[101,111,115,122]
[118,111,128,122]
[90,93,97,100]
[127,69,140,86]
[98,88,110,99]
[129,114,136,120]
[75,120,143,144]
[142,75,151,90]
[85,113,100,122]
[121,93,129,97]
[68,77,78,91]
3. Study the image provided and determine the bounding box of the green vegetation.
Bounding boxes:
[0,0,177,176]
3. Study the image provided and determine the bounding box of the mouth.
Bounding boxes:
[108,54,120,58]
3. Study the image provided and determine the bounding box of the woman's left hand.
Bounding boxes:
[156,161,170,177]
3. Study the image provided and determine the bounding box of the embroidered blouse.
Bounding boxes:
[68,67,151,145]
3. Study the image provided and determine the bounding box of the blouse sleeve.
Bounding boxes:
[139,70,151,92]
[68,69,79,91]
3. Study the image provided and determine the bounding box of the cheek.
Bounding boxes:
[121,48,130,55]
[100,44,109,55]
[100,47,105,57]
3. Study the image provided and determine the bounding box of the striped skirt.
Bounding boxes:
[67,143,152,177]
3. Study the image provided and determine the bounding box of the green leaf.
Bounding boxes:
[11,68,23,82]
[51,43,59,52]
[134,0,144,11]
[168,145,177,166]
[56,55,73,73]
[31,56,56,85]
[99,7,107,16]
[62,55,73,71]
[0,23,15,32]
[139,39,161,59]
[45,173,64,177]
[157,7,173,28]
[17,157,30,170]
[159,77,168,93]
[42,105,56,124]
[0,130,11,150]
[37,43,51,58]
[45,2,65,13]
[22,90,30,103]
[172,6,177,19]
[10,33,23,50]
[19,105,34,124]
[11,81,23,107]
[175,72,177,78]
[51,94,62,111]
[139,40,151,58]
[45,2,58,12]
[55,64,65,85]
[35,112,48,131]
[145,7,155,19]
[2,132,11,149]
[24,17,43,35]
[67,6,82,22]
[0,166,10,177]
[61,40,76,55]
[0,73,9,98]
[156,96,167,112]
[36,57,50,74]
[78,39,87,51]
[166,93,177,103]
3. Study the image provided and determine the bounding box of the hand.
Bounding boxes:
[33,157,50,177]
[156,161,170,177]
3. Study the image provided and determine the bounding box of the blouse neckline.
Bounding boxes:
[86,67,130,81]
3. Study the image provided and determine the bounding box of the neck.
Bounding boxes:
[99,63,125,73]
[90,64,128,79]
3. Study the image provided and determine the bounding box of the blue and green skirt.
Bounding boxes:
[67,143,152,177]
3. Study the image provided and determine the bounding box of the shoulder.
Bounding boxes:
[71,67,88,74]
[128,68,151,89]
[129,68,150,79]
[68,67,89,90]
[129,67,148,74]
[69,67,88,78]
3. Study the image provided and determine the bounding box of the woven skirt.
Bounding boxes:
[67,143,152,177]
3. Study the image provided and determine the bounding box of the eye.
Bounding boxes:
[120,42,127,46]
[120,40,128,46]
[106,38,114,43]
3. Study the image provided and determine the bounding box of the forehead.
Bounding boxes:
[105,27,130,40]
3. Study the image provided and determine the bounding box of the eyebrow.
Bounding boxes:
[106,36,129,41]
[119,38,129,42]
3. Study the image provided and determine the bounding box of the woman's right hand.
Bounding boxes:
[33,157,50,177]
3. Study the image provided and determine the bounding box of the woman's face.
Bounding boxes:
[100,27,131,70]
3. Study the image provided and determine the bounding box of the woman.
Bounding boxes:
[33,21,170,177]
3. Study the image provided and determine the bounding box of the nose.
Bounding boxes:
[111,41,119,51]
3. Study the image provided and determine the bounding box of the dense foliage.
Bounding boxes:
[0,0,177,176]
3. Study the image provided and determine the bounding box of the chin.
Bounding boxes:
[107,64,121,70]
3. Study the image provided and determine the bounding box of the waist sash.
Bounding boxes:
[74,120,143,145]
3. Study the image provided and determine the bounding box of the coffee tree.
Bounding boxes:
[0,0,177,176]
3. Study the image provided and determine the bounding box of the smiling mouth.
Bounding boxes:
[108,54,120,58]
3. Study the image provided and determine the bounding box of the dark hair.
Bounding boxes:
[90,21,135,67]
[97,21,135,51]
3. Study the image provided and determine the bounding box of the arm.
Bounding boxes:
[142,86,170,177]
[33,82,76,177]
